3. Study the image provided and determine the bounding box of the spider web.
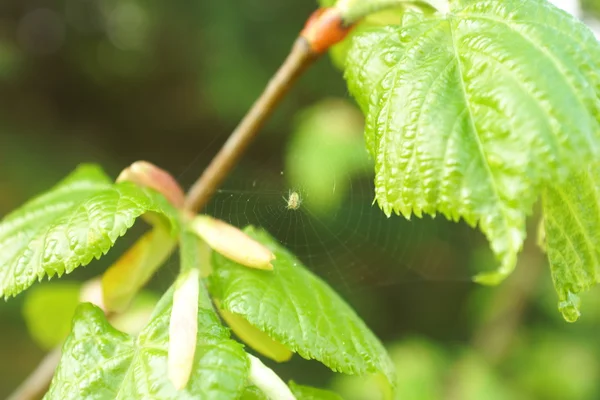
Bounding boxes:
[198,158,484,295]
[173,96,492,295]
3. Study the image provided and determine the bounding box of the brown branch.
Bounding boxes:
[184,37,319,213]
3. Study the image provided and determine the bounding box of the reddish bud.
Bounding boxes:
[300,7,354,54]
[117,161,185,209]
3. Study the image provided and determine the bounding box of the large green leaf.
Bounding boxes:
[344,0,600,284]
[46,285,249,399]
[209,226,395,387]
[0,164,179,298]
[542,164,600,322]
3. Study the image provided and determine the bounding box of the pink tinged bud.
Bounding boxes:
[190,216,275,270]
[117,161,185,209]
[168,269,199,390]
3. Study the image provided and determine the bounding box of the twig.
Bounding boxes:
[184,37,319,213]
[6,348,61,400]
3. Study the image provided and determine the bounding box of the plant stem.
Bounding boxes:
[247,354,296,400]
[184,37,319,213]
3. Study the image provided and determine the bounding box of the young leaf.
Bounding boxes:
[218,306,293,362]
[46,285,249,399]
[0,164,180,299]
[344,0,600,284]
[102,226,176,312]
[542,164,600,322]
[209,226,396,388]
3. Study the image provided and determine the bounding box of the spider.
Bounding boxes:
[284,190,302,210]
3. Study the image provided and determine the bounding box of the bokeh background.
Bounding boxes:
[1,0,600,398]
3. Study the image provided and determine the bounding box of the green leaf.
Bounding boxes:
[46,285,249,399]
[22,282,81,350]
[542,164,600,322]
[210,226,396,387]
[102,227,176,312]
[240,385,269,400]
[289,381,343,400]
[0,164,180,299]
[344,0,600,284]
[218,306,293,362]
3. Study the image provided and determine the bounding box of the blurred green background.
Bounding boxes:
[1,0,600,398]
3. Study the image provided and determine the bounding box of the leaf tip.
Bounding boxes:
[559,291,581,323]
[473,268,511,286]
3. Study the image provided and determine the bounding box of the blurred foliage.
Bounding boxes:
[1,0,600,398]
[22,283,81,350]
[583,0,600,16]
[286,99,371,215]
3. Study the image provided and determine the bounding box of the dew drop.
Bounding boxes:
[559,291,581,323]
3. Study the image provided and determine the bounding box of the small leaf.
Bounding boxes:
[289,381,343,400]
[218,305,293,362]
[102,227,176,312]
[344,0,600,284]
[22,282,81,350]
[191,215,275,270]
[168,269,200,390]
[0,164,180,299]
[47,285,249,399]
[542,164,600,322]
[210,226,395,387]
[167,229,203,390]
